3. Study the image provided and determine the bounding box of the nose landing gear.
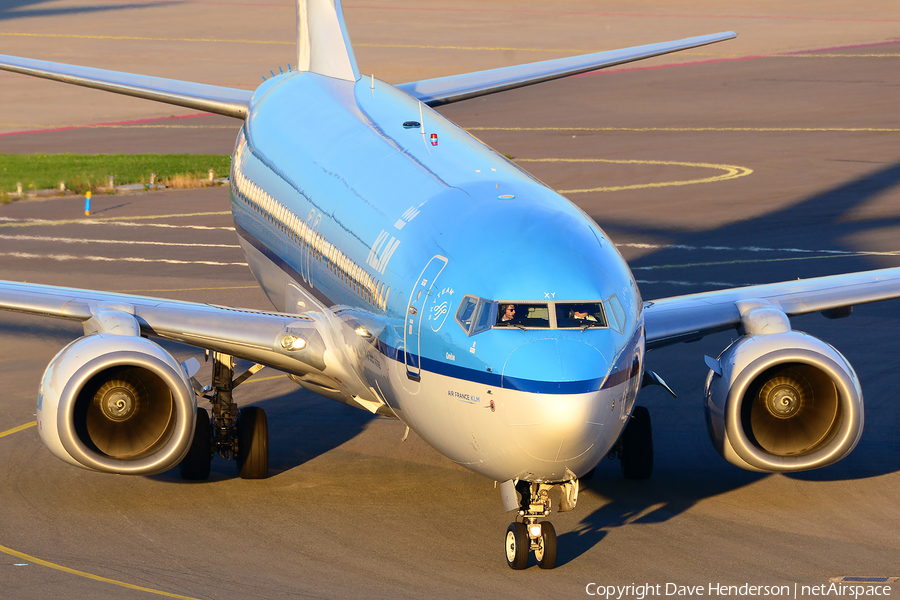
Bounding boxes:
[504,480,560,570]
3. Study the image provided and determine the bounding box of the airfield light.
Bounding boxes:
[280,334,307,352]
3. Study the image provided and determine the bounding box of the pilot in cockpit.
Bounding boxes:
[572,305,597,322]
[500,303,517,323]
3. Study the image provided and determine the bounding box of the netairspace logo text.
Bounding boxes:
[584,582,893,599]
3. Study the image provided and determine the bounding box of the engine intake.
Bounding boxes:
[705,331,863,472]
[38,334,196,475]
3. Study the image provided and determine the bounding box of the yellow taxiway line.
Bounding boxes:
[515,157,753,193]
[0,421,202,599]
[0,211,230,229]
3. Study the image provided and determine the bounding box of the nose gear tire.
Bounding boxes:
[505,522,529,570]
[535,521,557,569]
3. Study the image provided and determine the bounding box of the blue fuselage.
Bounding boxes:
[229,71,644,482]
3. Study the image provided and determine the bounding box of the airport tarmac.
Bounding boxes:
[1,1,900,598]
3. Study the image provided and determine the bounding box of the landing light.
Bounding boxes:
[529,524,542,538]
[355,326,372,339]
[280,334,307,351]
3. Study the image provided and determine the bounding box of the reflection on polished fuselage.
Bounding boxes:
[230,71,644,482]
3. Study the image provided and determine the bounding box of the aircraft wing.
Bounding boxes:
[396,32,736,107]
[0,280,327,373]
[644,267,900,350]
[0,54,253,119]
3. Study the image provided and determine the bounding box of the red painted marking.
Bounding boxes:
[83,0,900,22]
[574,39,900,78]
[0,113,211,138]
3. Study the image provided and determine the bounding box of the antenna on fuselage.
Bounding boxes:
[371,73,375,97]
[418,101,431,155]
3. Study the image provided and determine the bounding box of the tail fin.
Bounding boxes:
[297,0,360,82]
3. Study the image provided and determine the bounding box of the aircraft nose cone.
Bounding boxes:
[501,339,612,465]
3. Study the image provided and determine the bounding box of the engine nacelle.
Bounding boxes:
[705,331,863,472]
[37,334,197,475]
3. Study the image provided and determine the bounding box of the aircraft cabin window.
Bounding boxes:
[555,302,608,329]
[495,303,550,328]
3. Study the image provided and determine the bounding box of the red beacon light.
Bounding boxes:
[430,133,438,146]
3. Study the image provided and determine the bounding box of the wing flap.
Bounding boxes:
[644,267,900,349]
[0,54,253,119]
[397,32,736,107]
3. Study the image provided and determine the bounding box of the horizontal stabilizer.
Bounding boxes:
[397,32,736,106]
[0,54,253,119]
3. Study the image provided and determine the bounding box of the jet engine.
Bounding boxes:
[36,334,197,475]
[704,330,863,472]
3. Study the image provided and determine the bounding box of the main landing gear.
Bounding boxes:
[612,405,653,480]
[505,479,573,570]
[179,352,269,480]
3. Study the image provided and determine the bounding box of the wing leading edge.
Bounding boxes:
[397,32,736,107]
[0,280,327,374]
[644,267,900,350]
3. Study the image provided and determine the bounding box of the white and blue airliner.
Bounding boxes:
[2,0,900,570]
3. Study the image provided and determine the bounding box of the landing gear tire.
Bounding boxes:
[236,406,269,479]
[535,521,557,569]
[505,522,529,570]
[620,405,653,480]
[179,408,212,481]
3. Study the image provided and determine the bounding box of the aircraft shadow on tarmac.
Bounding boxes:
[0,0,171,21]
[553,161,900,563]
[557,470,764,567]
[152,387,375,483]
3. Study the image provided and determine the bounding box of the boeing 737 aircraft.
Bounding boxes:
[2,0,900,570]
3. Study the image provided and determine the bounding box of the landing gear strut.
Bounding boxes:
[179,352,269,480]
[505,480,559,570]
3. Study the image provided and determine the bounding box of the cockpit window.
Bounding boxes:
[456,295,478,333]
[555,302,607,329]
[457,295,613,334]
[474,300,495,333]
[606,294,626,334]
[456,295,495,335]
[495,303,550,328]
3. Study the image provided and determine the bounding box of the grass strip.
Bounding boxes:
[0,153,231,195]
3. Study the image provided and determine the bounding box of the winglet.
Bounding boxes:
[297,0,360,81]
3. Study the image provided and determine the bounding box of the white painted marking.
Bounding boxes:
[0,234,239,248]
[617,241,899,257]
[0,252,247,266]
[635,279,747,287]
[0,217,234,231]
[104,221,234,231]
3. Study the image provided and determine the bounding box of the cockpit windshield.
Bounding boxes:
[495,303,550,328]
[555,302,607,329]
[456,296,613,335]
